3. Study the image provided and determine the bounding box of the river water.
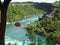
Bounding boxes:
[5,14,46,45]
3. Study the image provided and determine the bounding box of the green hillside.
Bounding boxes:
[7,2,44,22]
[53,1,60,20]
[0,2,53,22]
[25,1,60,44]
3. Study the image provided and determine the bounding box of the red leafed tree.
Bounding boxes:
[0,0,11,45]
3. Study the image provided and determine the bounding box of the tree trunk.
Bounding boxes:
[0,0,11,45]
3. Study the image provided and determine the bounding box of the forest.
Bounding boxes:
[25,1,60,45]
[7,2,45,22]
[0,2,53,22]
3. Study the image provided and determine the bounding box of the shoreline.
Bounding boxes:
[6,22,15,24]
[6,22,11,24]
[6,13,43,25]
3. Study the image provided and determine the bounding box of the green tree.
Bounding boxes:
[7,42,11,45]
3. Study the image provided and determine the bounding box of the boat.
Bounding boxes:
[15,22,21,26]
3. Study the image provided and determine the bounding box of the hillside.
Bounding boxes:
[0,2,54,22]
[53,1,60,20]
[25,2,60,44]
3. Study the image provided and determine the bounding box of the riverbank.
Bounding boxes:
[6,13,43,25]
[6,22,16,24]
[42,8,57,19]
[6,22,11,24]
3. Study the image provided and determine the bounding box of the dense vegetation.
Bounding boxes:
[0,2,53,23]
[6,2,53,23]
[53,1,60,20]
[25,1,60,45]
[7,2,45,22]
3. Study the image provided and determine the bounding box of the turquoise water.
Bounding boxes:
[5,14,46,44]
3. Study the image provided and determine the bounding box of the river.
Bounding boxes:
[5,14,46,45]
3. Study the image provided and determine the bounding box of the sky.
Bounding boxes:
[1,0,59,3]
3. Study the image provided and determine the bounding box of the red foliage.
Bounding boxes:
[56,36,60,44]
